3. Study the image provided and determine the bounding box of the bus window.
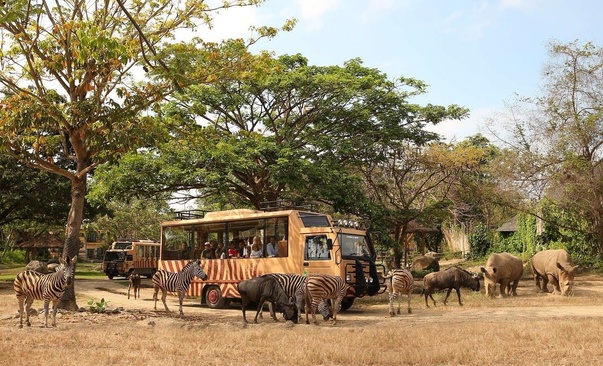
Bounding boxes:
[305,235,330,260]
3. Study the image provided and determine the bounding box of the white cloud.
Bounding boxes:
[296,0,340,30]
[425,106,498,143]
[191,6,269,43]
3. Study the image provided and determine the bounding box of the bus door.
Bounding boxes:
[302,234,334,276]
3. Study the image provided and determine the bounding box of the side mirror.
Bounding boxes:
[327,239,333,250]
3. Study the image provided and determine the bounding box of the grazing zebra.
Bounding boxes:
[13,256,77,328]
[152,260,208,316]
[128,271,141,299]
[262,273,331,321]
[384,268,414,316]
[304,274,350,325]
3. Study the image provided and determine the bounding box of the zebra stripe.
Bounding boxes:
[152,260,208,315]
[385,268,414,316]
[304,274,350,325]
[13,256,77,328]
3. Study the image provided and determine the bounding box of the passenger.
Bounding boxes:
[249,243,263,258]
[227,241,239,258]
[215,242,225,259]
[201,242,215,259]
[237,240,247,258]
[181,242,190,260]
[267,236,278,257]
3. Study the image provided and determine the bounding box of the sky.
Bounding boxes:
[199,0,602,142]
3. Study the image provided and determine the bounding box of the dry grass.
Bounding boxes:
[1,274,603,366]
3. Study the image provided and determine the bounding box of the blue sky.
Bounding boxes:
[202,0,602,142]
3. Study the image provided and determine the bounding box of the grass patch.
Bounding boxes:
[0,262,104,281]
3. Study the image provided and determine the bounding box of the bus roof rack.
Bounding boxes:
[260,200,318,212]
[174,210,210,220]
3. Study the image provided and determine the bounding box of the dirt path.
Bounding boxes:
[3,274,603,329]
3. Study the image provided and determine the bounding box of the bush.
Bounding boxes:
[0,249,26,264]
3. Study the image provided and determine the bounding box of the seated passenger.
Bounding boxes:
[266,236,278,257]
[249,243,263,258]
[227,241,238,258]
[201,242,215,259]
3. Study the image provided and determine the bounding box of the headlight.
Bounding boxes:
[346,274,351,281]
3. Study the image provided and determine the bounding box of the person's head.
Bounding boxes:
[269,236,277,244]
[210,241,216,249]
[238,241,244,248]
[217,242,224,248]
[229,242,236,248]
[204,242,210,250]
[252,243,260,251]
[253,236,261,245]
[182,242,188,249]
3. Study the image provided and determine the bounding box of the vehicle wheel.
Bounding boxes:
[205,285,227,309]
[107,274,114,280]
[340,297,354,311]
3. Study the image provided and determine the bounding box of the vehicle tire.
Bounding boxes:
[107,273,114,280]
[205,285,228,309]
[340,297,354,311]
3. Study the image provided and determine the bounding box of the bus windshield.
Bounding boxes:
[339,233,372,257]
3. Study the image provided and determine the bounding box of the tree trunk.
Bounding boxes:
[58,176,87,310]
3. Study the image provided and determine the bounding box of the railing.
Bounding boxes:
[173,210,209,220]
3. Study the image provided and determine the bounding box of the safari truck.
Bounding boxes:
[159,202,386,310]
[101,239,160,279]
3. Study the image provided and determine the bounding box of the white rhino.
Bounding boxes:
[530,249,578,296]
[480,252,523,298]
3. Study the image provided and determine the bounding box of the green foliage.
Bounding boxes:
[87,298,109,313]
[0,249,26,264]
[468,223,491,259]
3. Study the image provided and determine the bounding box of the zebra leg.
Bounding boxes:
[388,292,396,316]
[17,295,25,328]
[51,299,59,327]
[128,283,131,299]
[397,291,402,314]
[406,290,412,314]
[178,292,184,316]
[43,298,50,328]
[331,298,342,325]
[161,288,170,312]
[153,286,159,310]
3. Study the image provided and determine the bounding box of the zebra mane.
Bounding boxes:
[181,260,200,272]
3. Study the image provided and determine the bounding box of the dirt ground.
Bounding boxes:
[2,272,603,326]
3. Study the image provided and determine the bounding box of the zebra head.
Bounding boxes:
[59,256,77,285]
[192,260,208,280]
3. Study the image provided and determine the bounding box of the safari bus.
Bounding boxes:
[101,239,161,279]
[159,202,386,310]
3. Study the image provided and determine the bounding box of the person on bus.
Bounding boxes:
[181,242,191,260]
[267,236,278,257]
[201,242,215,259]
[215,242,226,259]
[249,242,263,258]
[227,241,238,258]
[237,240,247,258]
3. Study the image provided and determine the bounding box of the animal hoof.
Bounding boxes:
[389,312,395,317]
[408,309,412,314]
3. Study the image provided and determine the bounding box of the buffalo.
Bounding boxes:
[237,275,298,324]
[423,266,480,307]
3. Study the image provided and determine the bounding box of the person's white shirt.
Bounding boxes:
[250,249,262,258]
[267,241,278,257]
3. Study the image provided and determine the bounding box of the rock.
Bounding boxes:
[25,261,48,274]
[411,256,440,272]
[284,320,295,328]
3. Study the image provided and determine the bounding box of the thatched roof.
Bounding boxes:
[496,215,518,232]
[18,233,65,249]
[406,220,439,233]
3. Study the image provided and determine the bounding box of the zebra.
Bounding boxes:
[13,256,77,328]
[304,274,350,325]
[262,273,331,321]
[384,268,414,316]
[152,260,208,316]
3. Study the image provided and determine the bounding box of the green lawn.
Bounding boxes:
[0,262,104,281]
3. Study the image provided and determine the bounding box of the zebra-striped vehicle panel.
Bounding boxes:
[13,256,77,328]
[304,274,350,325]
[384,268,414,316]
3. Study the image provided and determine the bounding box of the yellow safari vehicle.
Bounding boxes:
[101,239,160,279]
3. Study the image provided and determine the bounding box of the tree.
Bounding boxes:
[0,0,276,309]
[493,40,603,257]
[358,140,485,267]
[91,50,468,215]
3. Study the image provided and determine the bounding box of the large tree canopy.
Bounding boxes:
[91,48,468,213]
[0,0,279,309]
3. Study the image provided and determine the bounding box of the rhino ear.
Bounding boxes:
[480,266,487,273]
[492,267,497,274]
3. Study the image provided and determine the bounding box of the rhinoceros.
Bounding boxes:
[530,249,578,296]
[480,252,523,298]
